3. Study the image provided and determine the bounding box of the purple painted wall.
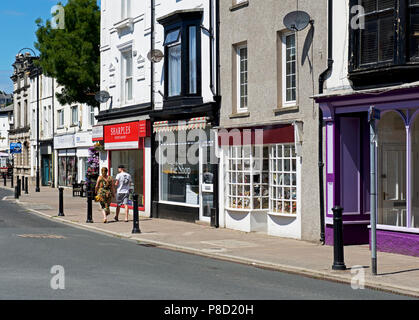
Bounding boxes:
[325,224,369,246]
[371,229,419,257]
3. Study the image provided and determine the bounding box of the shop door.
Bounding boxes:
[199,140,215,222]
[379,144,406,226]
[42,156,50,186]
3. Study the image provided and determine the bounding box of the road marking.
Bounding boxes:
[17,234,66,239]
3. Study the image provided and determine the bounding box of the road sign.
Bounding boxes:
[10,143,22,154]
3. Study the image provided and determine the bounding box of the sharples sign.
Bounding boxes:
[104,121,142,150]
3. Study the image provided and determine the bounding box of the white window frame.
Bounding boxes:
[121,0,131,20]
[269,144,298,215]
[121,49,133,104]
[71,105,79,126]
[282,32,297,107]
[89,105,95,126]
[236,44,248,113]
[58,109,64,128]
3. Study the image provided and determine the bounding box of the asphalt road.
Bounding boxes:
[0,189,411,300]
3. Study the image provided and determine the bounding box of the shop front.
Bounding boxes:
[54,134,77,187]
[316,87,419,257]
[218,123,302,238]
[152,117,217,223]
[102,120,151,213]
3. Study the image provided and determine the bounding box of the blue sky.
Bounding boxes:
[0,0,68,93]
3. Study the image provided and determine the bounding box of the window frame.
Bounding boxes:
[121,49,133,104]
[57,109,64,128]
[282,32,297,107]
[236,44,248,113]
[160,12,203,104]
[71,105,79,126]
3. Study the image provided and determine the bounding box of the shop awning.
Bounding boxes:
[153,117,209,133]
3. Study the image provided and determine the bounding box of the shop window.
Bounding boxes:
[226,144,297,213]
[377,111,407,227]
[411,114,419,228]
[110,149,144,205]
[58,150,78,187]
[270,144,297,214]
[226,145,269,210]
[159,131,200,206]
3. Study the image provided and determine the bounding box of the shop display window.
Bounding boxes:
[110,149,144,205]
[227,145,269,210]
[226,144,297,214]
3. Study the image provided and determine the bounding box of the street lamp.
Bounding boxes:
[18,48,40,192]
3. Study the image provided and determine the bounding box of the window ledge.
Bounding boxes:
[229,111,250,119]
[114,18,134,33]
[226,208,268,213]
[268,212,297,218]
[230,1,249,12]
[274,105,299,115]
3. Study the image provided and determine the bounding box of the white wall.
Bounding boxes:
[325,0,351,92]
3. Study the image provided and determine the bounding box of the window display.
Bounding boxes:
[270,144,297,214]
[110,149,144,206]
[58,149,77,187]
[227,145,269,210]
[226,144,297,213]
[159,131,199,205]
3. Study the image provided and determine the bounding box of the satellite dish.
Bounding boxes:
[95,91,111,103]
[147,49,164,63]
[283,11,311,32]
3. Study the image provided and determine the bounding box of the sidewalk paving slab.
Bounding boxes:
[3,185,419,298]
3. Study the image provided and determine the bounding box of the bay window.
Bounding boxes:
[226,144,298,214]
[349,0,419,87]
[158,10,202,106]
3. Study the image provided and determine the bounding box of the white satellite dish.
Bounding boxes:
[147,49,164,63]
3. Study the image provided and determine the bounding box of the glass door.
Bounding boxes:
[199,135,215,222]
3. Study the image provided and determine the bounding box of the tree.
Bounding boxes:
[35,0,100,107]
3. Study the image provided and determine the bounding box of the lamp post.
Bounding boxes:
[18,48,41,192]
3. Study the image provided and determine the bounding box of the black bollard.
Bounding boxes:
[21,177,24,194]
[332,206,346,270]
[14,186,19,199]
[11,173,13,188]
[3,174,6,187]
[58,187,65,216]
[86,185,93,223]
[25,177,28,194]
[132,194,141,234]
[17,177,21,197]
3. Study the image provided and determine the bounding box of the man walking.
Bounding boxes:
[115,165,132,222]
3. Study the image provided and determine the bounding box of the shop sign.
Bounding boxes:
[54,134,75,149]
[92,125,104,141]
[139,120,151,137]
[75,132,93,147]
[104,121,141,150]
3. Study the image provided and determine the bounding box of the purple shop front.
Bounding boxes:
[316,86,419,257]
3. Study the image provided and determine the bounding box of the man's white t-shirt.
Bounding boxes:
[116,172,131,194]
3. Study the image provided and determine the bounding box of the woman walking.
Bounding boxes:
[95,167,115,223]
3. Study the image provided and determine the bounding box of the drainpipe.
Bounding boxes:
[51,78,55,188]
[209,0,216,97]
[151,0,155,110]
[318,0,333,244]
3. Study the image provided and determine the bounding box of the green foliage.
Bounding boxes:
[35,0,100,107]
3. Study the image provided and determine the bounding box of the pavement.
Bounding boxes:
[3,183,419,298]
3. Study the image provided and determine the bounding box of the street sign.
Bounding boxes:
[10,143,22,154]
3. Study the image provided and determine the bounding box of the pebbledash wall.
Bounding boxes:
[217,0,328,241]
[315,0,419,257]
